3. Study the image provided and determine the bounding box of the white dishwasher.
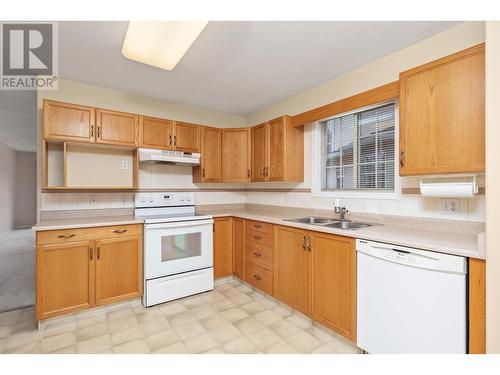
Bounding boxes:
[356,239,467,354]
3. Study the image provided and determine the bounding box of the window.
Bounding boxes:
[321,103,396,191]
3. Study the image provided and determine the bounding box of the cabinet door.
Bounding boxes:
[43,100,95,142]
[214,217,233,278]
[232,217,245,280]
[274,226,309,314]
[399,44,485,175]
[268,117,286,181]
[251,123,268,181]
[174,122,200,152]
[309,232,356,341]
[221,129,251,182]
[96,109,138,147]
[196,127,221,182]
[139,116,174,149]
[36,241,94,320]
[94,236,143,305]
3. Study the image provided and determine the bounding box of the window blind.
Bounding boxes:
[321,103,395,191]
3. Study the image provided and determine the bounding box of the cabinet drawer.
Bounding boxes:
[37,224,142,245]
[245,220,273,234]
[245,229,274,247]
[245,263,273,296]
[245,241,273,271]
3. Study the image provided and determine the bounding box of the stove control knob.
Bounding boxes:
[180,197,185,202]
[186,196,191,202]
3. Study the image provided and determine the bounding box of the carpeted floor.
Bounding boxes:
[0,229,35,312]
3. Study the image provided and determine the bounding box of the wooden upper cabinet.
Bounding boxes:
[96,109,138,147]
[221,128,251,182]
[36,240,94,320]
[309,232,356,342]
[43,100,95,143]
[214,217,233,278]
[274,225,309,315]
[250,116,304,182]
[251,123,268,181]
[193,126,221,182]
[174,122,200,152]
[399,44,485,176]
[139,116,174,149]
[94,236,143,306]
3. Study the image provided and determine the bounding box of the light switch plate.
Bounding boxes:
[121,160,129,170]
[441,198,460,214]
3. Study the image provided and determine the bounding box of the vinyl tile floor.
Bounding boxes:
[0,279,361,354]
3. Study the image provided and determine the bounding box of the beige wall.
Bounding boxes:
[247,22,485,125]
[14,151,36,227]
[485,21,500,353]
[0,142,16,236]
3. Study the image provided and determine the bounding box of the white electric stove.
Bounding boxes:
[135,192,214,307]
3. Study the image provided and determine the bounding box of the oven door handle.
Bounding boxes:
[144,219,214,230]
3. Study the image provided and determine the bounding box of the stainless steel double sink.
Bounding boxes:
[283,216,375,230]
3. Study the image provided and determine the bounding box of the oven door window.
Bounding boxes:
[161,232,202,262]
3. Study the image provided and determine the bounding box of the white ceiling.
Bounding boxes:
[58,21,459,116]
[0,91,37,152]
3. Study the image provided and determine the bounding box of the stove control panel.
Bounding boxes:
[135,192,195,207]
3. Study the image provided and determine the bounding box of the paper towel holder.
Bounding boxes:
[419,174,479,198]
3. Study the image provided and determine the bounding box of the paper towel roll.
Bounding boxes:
[419,176,478,198]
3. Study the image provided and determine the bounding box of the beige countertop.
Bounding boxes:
[33,215,144,232]
[34,205,485,260]
[198,206,485,260]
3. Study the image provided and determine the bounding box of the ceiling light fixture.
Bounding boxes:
[122,21,208,71]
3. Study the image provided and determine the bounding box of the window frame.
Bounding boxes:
[311,100,402,199]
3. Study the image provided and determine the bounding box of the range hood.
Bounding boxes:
[138,148,201,166]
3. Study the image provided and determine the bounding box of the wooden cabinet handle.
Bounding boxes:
[97,126,101,139]
[254,235,262,241]
[247,169,251,178]
[262,167,266,177]
[400,150,405,168]
[174,136,177,146]
[169,135,172,146]
[89,247,93,260]
[307,236,312,252]
[264,166,269,177]
[97,247,100,260]
[253,274,262,281]
[253,252,262,258]
[90,125,94,137]
[113,229,128,234]
[202,168,205,178]
[57,234,75,239]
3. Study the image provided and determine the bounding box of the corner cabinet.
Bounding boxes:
[36,224,143,320]
[193,126,221,182]
[399,44,485,176]
[221,128,251,182]
[251,116,304,182]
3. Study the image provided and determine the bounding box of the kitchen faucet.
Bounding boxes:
[334,205,349,221]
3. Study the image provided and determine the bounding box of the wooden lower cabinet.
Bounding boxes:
[36,241,94,320]
[309,232,356,342]
[213,217,233,278]
[469,258,486,354]
[232,218,245,280]
[94,237,143,306]
[35,224,142,320]
[274,226,309,314]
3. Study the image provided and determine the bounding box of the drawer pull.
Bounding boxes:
[57,234,75,239]
[89,247,93,260]
[253,252,262,258]
[254,224,262,229]
[113,229,128,234]
[253,274,262,281]
[254,235,262,241]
